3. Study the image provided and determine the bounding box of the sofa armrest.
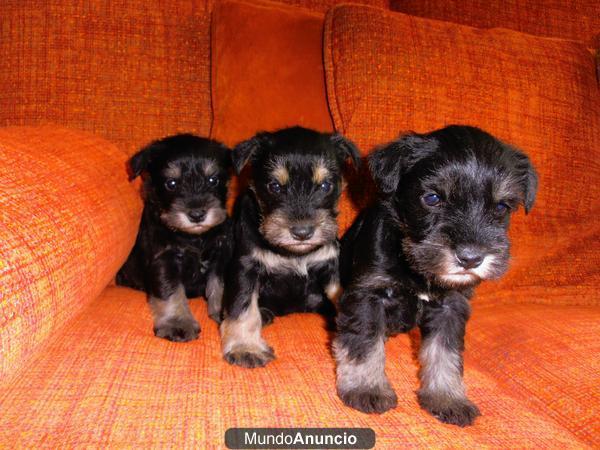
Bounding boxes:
[0,126,142,384]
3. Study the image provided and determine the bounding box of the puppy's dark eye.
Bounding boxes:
[495,202,510,214]
[319,181,332,193]
[422,193,441,207]
[165,179,178,191]
[267,181,282,194]
[207,176,219,187]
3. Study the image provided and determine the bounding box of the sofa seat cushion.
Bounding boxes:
[324,5,600,305]
[0,286,594,447]
[0,126,142,385]
[466,302,600,444]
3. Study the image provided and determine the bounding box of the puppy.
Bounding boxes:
[335,125,538,426]
[220,126,360,368]
[117,134,232,342]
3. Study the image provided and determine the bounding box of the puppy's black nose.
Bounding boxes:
[455,247,484,269]
[290,225,315,241]
[188,209,206,223]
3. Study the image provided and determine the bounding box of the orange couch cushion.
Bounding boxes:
[0,126,142,385]
[466,303,600,444]
[391,0,600,48]
[281,0,389,12]
[0,1,213,154]
[0,286,593,446]
[324,5,600,305]
[211,0,334,148]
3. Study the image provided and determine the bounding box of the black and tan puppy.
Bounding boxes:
[221,126,360,368]
[117,134,232,342]
[335,125,538,426]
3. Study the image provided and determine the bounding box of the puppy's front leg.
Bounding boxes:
[206,271,224,324]
[149,250,200,342]
[334,288,397,413]
[417,292,480,426]
[323,263,342,304]
[221,261,274,368]
[206,231,233,324]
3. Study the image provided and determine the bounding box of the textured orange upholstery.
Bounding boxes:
[0,127,142,384]
[466,303,600,444]
[281,0,389,12]
[1,1,599,447]
[391,0,600,48]
[0,1,214,155]
[325,5,600,305]
[0,286,595,447]
[211,0,334,148]
[0,0,388,155]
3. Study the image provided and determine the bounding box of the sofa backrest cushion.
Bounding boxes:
[211,0,335,148]
[391,0,600,48]
[324,5,600,304]
[0,1,214,155]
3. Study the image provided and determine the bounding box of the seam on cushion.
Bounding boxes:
[323,7,344,134]
[209,1,219,140]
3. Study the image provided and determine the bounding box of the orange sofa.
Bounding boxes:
[0,0,598,447]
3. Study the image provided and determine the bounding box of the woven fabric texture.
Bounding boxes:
[466,303,600,444]
[211,0,334,148]
[324,5,600,306]
[0,0,214,155]
[391,0,600,48]
[0,0,388,155]
[0,126,142,385]
[282,0,389,11]
[0,286,595,447]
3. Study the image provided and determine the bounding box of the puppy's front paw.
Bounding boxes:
[339,385,398,414]
[154,318,200,342]
[224,344,275,368]
[417,391,480,426]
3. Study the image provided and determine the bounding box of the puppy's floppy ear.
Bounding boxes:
[512,148,538,214]
[330,133,361,169]
[128,140,165,180]
[214,142,232,169]
[231,132,272,174]
[368,133,437,194]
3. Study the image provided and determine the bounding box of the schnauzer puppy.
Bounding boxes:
[220,126,360,368]
[335,125,538,426]
[117,134,232,342]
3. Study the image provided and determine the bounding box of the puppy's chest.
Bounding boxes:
[251,245,336,315]
[251,244,338,278]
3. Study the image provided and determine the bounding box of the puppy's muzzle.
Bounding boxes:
[454,245,484,270]
[289,225,315,241]
[187,209,207,223]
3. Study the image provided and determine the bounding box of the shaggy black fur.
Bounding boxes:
[220,126,360,368]
[116,134,232,342]
[335,125,538,426]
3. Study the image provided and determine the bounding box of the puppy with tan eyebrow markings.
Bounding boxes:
[335,125,538,426]
[117,134,233,342]
[221,126,360,368]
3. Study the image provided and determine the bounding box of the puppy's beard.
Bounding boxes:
[403,238,508,288]
[161,206,227,235]
[260,209,338,255]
